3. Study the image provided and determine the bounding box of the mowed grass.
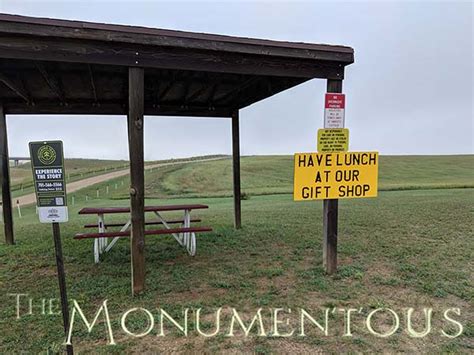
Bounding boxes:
[0,155,473,352]
[101,155,474,199]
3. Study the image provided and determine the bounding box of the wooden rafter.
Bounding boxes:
[36,63,65,102]
[237,77,307,110]
[180,82,191,106]
[0,72,30,103]
[185,85,206,103]
[214,77,260,103]
[158,81,174,102]
[207,84,218,107]
[87,64,98,102]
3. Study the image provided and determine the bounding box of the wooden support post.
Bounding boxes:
[52,222,74,355]
[323,79,343,274]
[128,67,145,295]
[323,199,338,273]
[0,105,14,245]
[231,110,242,229]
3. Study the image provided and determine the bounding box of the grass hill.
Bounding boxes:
[9,155,226,198]
[92,155,473,200]
[9,158,129,199]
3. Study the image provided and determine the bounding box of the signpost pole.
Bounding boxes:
[52,222,73,355]
[0,105,14,245]
[323,79,343,274]
[29,141,72,351]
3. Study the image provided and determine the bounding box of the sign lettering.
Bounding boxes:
[317,128,349,152]
[324,93,345,128]
[29,141,68,223]
[293,152,378,201]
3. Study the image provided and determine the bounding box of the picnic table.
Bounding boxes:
[74,204,212,263]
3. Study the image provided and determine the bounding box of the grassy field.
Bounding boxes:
[0,155,473,353]
[95,155,474,200]
[9,155,226,199]
[11,158,130,185]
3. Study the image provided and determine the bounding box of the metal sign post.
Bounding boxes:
[29,141,73,354]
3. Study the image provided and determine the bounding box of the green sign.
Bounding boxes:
[29,141,68,223]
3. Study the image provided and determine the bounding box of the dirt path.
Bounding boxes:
[13,157,227,207]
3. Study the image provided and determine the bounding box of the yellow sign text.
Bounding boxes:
[293,152,378,201]
[317,128,349,152]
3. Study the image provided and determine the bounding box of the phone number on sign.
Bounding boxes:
[37,182,63,188]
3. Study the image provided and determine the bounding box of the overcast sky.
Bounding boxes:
[1,0,472,160]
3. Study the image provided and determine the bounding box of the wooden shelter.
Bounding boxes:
[0,14,354,294]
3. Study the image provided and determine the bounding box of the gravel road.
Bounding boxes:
[12,157,226,207]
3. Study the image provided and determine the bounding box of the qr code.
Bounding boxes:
[55,197,64,206]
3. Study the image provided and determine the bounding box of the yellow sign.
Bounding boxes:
[317,128,349,152]
[293,152,378,201]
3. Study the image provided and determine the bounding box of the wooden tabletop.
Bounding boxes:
[78,204,209,215]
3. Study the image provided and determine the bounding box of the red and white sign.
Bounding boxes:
[324,93,345,128]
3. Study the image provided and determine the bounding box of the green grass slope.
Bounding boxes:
[97,155,474,200]
[10,155,227,199]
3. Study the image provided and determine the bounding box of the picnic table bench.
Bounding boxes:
[74,204,212,263]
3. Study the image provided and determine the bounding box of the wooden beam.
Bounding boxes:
[0,72,30,102]
[231,110,241,229]
[0,105,14,245]
[0,36,346,79]
[3,101,232,117]
[128,67,145,295]
[0,15,354,63]
[36,63,65,102]
[322,79,343,274]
